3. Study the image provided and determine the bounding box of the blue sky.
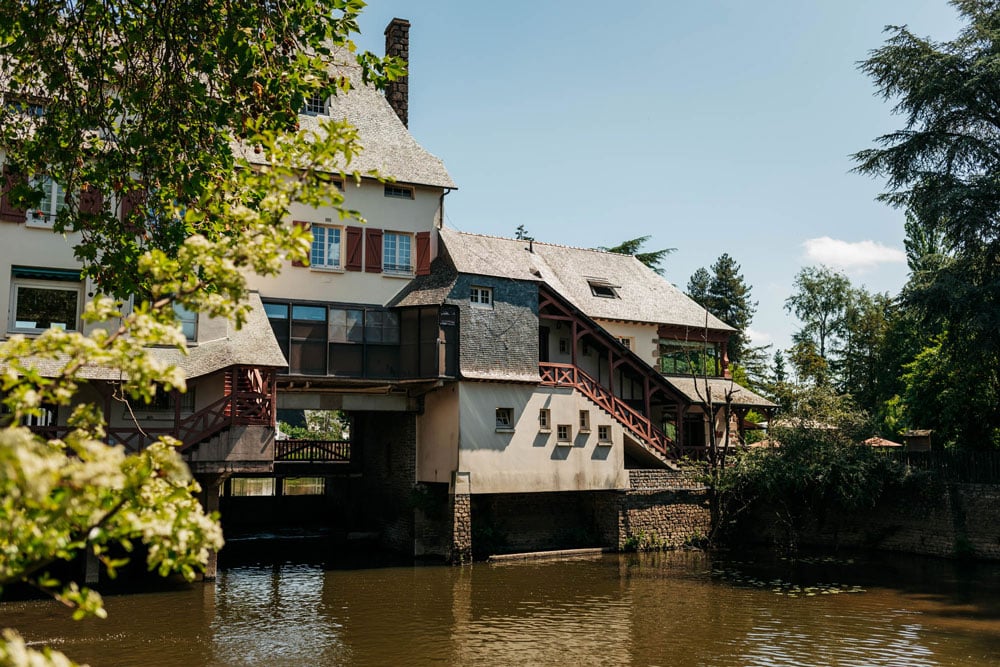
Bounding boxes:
[354,1,963,354]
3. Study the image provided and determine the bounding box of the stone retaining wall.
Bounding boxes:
[742,482,1000,561]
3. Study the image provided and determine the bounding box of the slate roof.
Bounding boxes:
[8,293,286,382]
[389,257,459,307]
[663,376,777,409]
[436,228,734,332]
[237,58,454,189]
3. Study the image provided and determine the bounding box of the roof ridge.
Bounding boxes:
[444,227,640,258]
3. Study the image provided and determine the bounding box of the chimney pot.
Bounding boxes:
[384,18,410,127]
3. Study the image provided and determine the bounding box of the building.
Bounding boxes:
[2,18,774,562]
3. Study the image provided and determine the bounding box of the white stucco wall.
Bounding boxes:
[246,178,443,306]
[595,319,660,367]
[416,382,460,484]
[455,382,627,495]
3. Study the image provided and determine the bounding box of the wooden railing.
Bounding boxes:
[274,439,351,463]
[29,387,274,454]
[539,362,680,461]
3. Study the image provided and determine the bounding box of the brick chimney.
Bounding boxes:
[384,18,410,127]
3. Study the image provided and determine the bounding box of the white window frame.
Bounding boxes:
[301,92,327,116]
[310,224,344,270]
[174,302,198,342]
[557,424,572,444]
[598,425,612,444]
[9,276,83,334]
[470,286,493,309]
[496,407,514,431]
[384,184,414,199]
[538,408,551,432]
[26,177,66,229]
[618,336,634,351]
[589,281,619,299]
[579,410,591,432]
[383,231,413,275]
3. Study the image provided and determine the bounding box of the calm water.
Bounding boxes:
[2,541,999,666]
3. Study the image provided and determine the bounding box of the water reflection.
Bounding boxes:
[0,547,998,666]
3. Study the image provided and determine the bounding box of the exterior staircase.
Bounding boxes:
[539,361,680,465]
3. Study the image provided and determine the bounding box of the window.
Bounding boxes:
[598,425,611,443]
[229,477,275,497]
[5,98,45,118]
[283,477,326,496]
[558,338,569,354]
[311,225,343,269]
[470,286,493,309]
[588,280,619,299]
[9,267,83,333]
[557,424,572,444]
[383,231,412,274]
[384,184,413,199]
[659,338,718,375]
[618,336,634,350]
[579,410,591,432]
[26,177,66,228]
[174,303,197,341]
[301,92,327,116]
[538,408,551,431]
[496,407,513,430]
[135,387,196,420]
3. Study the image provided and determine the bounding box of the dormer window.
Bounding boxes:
[588,279,618,299]
[301,92,327,116]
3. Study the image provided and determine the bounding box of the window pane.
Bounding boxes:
[366,310,383,343]
[230,477,275,496]
[14,285,78,330]
[283,477,325,496]
[292,305,327,321]
[382,311,400,344]
[264,302,288,319]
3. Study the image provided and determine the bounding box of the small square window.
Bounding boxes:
[9,268,83,333]
[384,184,414,199]
[618,336,633,350]
[301,92,327,116]
[579,410,590,432]
[557,424,571,443]
[496,407,514,430]
[538,408,551,431]
[558,338,569,354]
[470,286,493,309]
[598,425,611,443]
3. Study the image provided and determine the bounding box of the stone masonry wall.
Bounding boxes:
[742,482,1000,561]
[620,468,711,550]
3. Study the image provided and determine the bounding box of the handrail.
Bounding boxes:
[539,362,680,461]
[275,439,351,463]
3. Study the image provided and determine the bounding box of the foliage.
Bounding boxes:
[854,0,1000,446]
[278,410,348,441]
[784,266,852,369]
[716,386,909,548]
[598,236,675,275]
[0,0,398,662]
[687,254,757,365]
[514,224,533,241]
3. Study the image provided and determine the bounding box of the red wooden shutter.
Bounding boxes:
[365,228,383,273]
[415,231,431,276]
[78,185,104,218]
[291,220,310,267]
[345,226,363,271]
[118,187,147,233]
[0,167,27,223]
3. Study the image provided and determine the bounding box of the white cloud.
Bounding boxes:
[746,327,772,346]
[802,237,905,271]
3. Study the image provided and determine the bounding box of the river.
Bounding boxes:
[2,538,999,666]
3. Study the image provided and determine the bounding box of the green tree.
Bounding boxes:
[836,288,892,409]
[854,0,1000,444]
[598,236,675,275]
[784,266,852,376]
[0,1,398,662]
[686,267,711,304]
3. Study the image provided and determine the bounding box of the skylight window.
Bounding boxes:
[589,280,618,298]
